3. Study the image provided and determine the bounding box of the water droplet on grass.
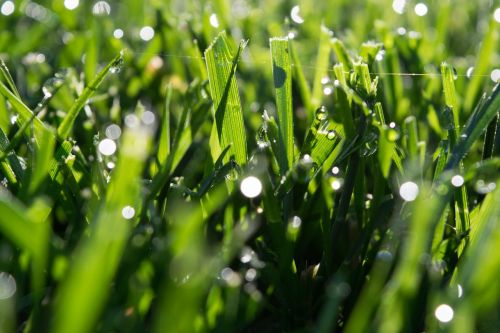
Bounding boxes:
[332,166,340,175]
[105,124,122,140]
[220,267,241,287]
[113,28,124,39]
[42,77,64,98]
[245,268,257,282]
[399,181,419,201]
[1,1,14,16]
[64,0,79,10]
[139,26,155,41]
[466,66,474,79]
[240,176,262,198]
[209,13,219,28]
[435,304,454,323]
[121,206,135,219]
[327,130,337,140]
[291,216,302,228]
[142,110,156,125]
[92,1,111,16]
[451,175,464,187]
[0,272,16,299]
[98,138,116,156]
[392,0,406,14]
[494,7,500,23]
[290,5,304,24]
[414,3,428,16]
[491,69,500,83]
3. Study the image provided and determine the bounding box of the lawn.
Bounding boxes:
[0,0,499,332]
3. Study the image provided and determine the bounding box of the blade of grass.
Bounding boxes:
[57,51,124,139]
[52,121,152,333]
[0,58,20,98]
[204,31,247,166]
[270,37,294,175]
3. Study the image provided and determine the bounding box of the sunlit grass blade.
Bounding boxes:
[52,121,152,333]
[0,58,20,98]
[446,84,500,170]
[57,51,124,139]
[270,37,294,175]
[0,80,47,142]
[205,31,247,167]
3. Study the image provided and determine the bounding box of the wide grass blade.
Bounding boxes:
[270,37,294,175]
[52,120,152,333]
[205,31,247,167]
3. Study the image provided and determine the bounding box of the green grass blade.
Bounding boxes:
[270,37,294,175]
[0,58,20,98]
[205,31,247,166]
[446,84,500,170]
[158,85,172,166]
[57,51,124,139]
[0,80,47,142]
[52,121,152,333]
[441,62,460,128]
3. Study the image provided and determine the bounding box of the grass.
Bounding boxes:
[0,1,499,332]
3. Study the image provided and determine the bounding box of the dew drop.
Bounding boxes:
[209,13,219,28]
[491,69,500,83]
[331,178,343,191]
[220,267,241,287]
[139,26,155,41]
[106,161,115,169]
[245,268,257,282]
[399,181,419,201]
[98,138,117,156]
[457,284,463,298]
[291,216,302,228]
[414,3,428,16]
[113,28,124,39]
[323,86,333,95]
[64,0,79,10]
[315,106,327,121]
[105,124,122,140]
[290,5,304,24]
[332,166,340,175]
[392,0,406,14]
[142,110,156,125]
[240,176,262,198]
[494,7,500,23]
[0,272,16,299]
[435,304,454,323]
[466,66,474,79]
[326,130,336,140]
[92,1,111,16]
[375,50,385,62]
[42,77,64,98]
[451,175,464,187]
[125,114,139,128]
[396,27,407,35]
[1,1,14,16]
[121,206,135,219]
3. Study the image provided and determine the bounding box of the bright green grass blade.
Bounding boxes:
[27,126,56,195]
[446,84,500,170]
[205,31,247,167]
[0,80,47,142]
[464,18,499,114]
[157,85,172,166]
[0,191,50,297]
[0,58,20,98]
[378,125,398,178]
[270,37,294,175]
[52,122,152,333]
[57,51,124,139]
[441,62,460,128]
[331,38,353,70]
[311,26,333,109]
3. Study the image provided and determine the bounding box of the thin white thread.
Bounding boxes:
[130,51,492,78]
